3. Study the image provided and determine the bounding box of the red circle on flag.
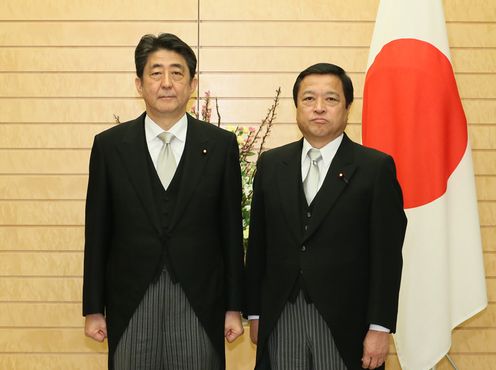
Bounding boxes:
[362,39,467,209]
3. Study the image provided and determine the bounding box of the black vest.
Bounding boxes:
[146,146,186,283]
[288,179,316,303]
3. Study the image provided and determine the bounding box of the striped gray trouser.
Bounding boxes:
[268,293,348,370]
[113,269,221,370]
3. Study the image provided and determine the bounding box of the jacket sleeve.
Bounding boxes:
[220,132,245,311]
[82,135,112,316]
[244,152,267,316]
[367,155,407,332]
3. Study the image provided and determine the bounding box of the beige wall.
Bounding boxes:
[0,0,494,369]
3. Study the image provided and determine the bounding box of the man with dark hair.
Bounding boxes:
[246,63,406,370]
[83,33,244,370]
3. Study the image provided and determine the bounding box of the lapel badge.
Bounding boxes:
[338,172,349,184]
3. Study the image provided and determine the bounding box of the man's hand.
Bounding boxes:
[249,319,259,345]
[362,330,389,369]
[224,311,244,343]
[85,313,107,342]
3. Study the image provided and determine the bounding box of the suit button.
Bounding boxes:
[304,225,308,231]
[301,245,306,252]
[307,212,311,218]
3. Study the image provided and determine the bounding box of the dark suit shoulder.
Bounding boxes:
[346,136,394,164]
[187,115,236,141]
[94,113,145,142]
[258,140,302,162]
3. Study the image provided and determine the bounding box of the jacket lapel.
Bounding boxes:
[169,114,211,229]
[277,140,304,243]
[116,113,162,235]
[303,134,357,243]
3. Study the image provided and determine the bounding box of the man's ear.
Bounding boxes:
[190,75,199,93]
[135,77,143,96]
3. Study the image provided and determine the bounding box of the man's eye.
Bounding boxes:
[171,71,184,81]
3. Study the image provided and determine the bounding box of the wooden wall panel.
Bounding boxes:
[0,0,198,20]
[0,303,83,327]
[388,354,496,370]
[469,126,496,149]
[200,0,379,21]
[476,177,496,201]
[0,124,112,148]
[461,303,496,327]
[0,277,82,301]
[200,48,368,73]
[0,226,84,251]
[462,100,496,124]
[484,252,496,276]
[200,22,374,47]
[447,23,496,47]
[1,22,197,46]
[199,0,495,22]
[200,47,496,74]
[488,278,496,302]
[0,73,137,98]
[479,202,496,226]
[451,328,496,352]
[0,252,82,276]
[0,328,104,352]
[444,0,496,21]
[0,48,135,72]
[473,152,496,175]
[0,99,144,123]
[0,201,84,225]
[199,73,495,99]
[0,150,90,174]
[0,176,87,199]
[0,354,106,370]
[200,22,496,48]
[482,227,496,251]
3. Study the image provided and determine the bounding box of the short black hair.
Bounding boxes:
[293,63,354,108]
[135,33,197,80]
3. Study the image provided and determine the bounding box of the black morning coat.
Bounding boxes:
[245,134,407,370]
[83,113,244,369]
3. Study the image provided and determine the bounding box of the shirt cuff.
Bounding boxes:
[248,315,260,320]
[369,324,390,333]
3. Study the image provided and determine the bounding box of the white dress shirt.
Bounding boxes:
[301,134,343,189]
[144,113,188,167]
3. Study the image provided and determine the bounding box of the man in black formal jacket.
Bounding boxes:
[245,63,406,370]
[83,33,244,370]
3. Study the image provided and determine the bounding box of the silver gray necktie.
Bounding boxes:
[157,132,176,190]
[303,148,322,204]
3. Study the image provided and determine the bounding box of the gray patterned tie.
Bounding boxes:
[157,132,176,190]
[304,148,322,204]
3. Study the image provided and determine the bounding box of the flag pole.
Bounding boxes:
[430,354,459,370]
[445,354,458,370]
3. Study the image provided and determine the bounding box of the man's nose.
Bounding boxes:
[314,98,326,113]
[161,72,172,87]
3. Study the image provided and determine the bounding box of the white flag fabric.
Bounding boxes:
[361,1,487,369]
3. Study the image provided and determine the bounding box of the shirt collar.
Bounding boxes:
[301,133,344,167]
[144,113,188,144]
